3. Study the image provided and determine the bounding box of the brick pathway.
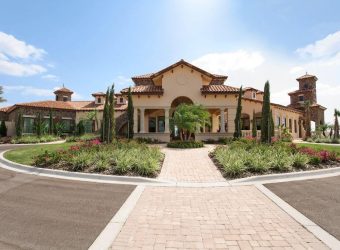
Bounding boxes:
[111,186,327,249]
[158,145,226,183]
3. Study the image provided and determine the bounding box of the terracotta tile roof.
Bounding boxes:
[54,87,74,94]
[288,89,313,95]
[4,100,127,113]
[242,97,303,114]
[121,85,164,95]
[201,85,239,94]
[131,60,228,85]
[92,92,106,96]
[0,106,13,112]
[311,103,327,110]
[296,74,318,81]
[244,87,264,93]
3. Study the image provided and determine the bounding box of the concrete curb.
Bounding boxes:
[0,150,169,186]
[229,166,340,185]
[256,184,340,249]
[89,185,145,250]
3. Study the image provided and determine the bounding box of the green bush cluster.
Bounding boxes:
[34,140,164,177]
[212,140,315,177]
[11,135,60,144]
[306,137,340,144]
[167,141,204,148]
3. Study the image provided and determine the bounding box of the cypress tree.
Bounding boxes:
[252,110,257,138]
[233,86,242,138]
[36,113,42,137]
[261,81,271,143]
[108,84,115,143]
[49,110,53,135]
[16,113,22,137]
[270,109,275,138]
[127,87,134,139]
[0,120,7,137]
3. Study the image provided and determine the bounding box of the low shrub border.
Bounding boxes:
[167,140,204,148]
[5,140,164,178]
[10,135,61,144]
[210,139,340,179]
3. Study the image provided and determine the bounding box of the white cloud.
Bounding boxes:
[3,85,54,97]
[192,36,340,123]
[0,32,46,60]
[296,30,340,58]
[191,50,265,74]
[42,74,58,81]
[0,32,47,76]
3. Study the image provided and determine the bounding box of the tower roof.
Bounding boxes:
[296,73,318,81]
[54,87,74,94]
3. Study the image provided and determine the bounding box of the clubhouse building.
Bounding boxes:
[0,60,326,142]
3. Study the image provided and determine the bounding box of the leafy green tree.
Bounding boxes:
[334,109,340,139]
[172,104,210,141]
[0,121,7,137]
[16,113,22,137]
[127,87,134,139]
[304,100,311,138]
[233,86,242,138]
[252,110,257,138]
[261,81,271,143]
[0,86,6,103]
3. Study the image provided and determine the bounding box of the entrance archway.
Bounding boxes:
[170,96,194,140]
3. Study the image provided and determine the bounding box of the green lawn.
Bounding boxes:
[4,142,77,165]
[296,143,340,155]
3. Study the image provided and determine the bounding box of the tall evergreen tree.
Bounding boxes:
[233,86,242,138]
[49,110,53,135]
[35,113,43,137]
[108,84,115,143]
[261,81,271,143]
[270,109,275,138]
[101,88,110,142]
[334,109,340,139]
[127,87,134,139]
[16,113,22,137]
[252,110,257,138]
[304,100,312,138]
[0,121,7,137]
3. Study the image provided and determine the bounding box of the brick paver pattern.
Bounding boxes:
[111,186,327,249]
[158,145,226,183]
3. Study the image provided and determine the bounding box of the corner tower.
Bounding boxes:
[54,87,73,102]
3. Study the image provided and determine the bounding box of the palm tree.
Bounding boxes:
[334,109,340,139]
[0,86,6,103]
[318,124,329,137]
[304,100,311,138]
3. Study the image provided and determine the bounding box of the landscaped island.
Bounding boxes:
[4,139,164,177]
[211,138,340,178]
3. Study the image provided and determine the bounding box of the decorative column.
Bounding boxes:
[133,107,138,133]
[164,108,170,133]
[227,107,237,134]
[220,108,225,133]
[140,108,145,133]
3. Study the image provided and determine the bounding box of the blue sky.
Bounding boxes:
[0,0,339,122]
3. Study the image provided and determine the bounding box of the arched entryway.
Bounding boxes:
[170,96,194,140]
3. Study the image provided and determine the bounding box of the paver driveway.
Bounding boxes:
[158,145,225,183]
[111,186,327,249]
[110,146,328,249]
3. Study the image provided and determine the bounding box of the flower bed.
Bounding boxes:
[211,139,340,178]
[167,141,204,148]
[33,140,164,177]
[10,135,61,144]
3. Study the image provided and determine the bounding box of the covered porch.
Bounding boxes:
[133,106,236,142]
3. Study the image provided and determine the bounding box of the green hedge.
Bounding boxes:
[11,135,60,144]
[167,141,204,148]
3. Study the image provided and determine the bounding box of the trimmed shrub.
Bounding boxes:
[292,153,309,169]
[167,141,204,148]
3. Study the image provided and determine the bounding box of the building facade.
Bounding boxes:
[0,60,326,141]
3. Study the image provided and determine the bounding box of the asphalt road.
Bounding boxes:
[0,145,135,250]
[266,176,340,240]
